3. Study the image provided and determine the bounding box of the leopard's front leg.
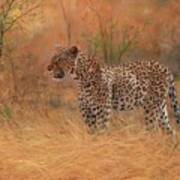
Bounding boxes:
[78,95,111,133]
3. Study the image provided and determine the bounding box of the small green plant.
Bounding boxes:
[83,26,138,65]
[48,97,62,109]
[83,2,139,65]
[175,74,180,81]
[1,105,12,120]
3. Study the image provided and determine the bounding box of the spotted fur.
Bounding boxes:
[47,46,180,135]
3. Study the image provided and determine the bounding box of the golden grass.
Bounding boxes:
[0,82,180,180]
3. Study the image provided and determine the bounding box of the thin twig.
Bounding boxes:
[4,3,40,33]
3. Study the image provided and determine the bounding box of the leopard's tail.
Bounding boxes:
[168,73,180,124]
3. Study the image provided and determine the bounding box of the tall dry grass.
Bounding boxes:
[0,79,180,180]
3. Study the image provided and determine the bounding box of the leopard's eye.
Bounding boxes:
[47,64,53,71]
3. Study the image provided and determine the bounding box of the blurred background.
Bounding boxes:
[0,0,180,104]
[0,0,180,179]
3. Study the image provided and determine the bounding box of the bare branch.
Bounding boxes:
[0,0,41,57]
[4,3,40,33]
[2,0,16,19]
[88,0,108,61]
[59,0,72,45]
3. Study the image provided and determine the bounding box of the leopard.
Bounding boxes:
[47,45,180,137]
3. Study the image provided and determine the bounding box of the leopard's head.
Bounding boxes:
[47,46,79,79]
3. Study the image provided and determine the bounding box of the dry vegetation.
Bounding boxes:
[0,81,180,180]
[0,0,180,179]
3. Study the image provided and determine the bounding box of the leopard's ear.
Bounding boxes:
[69,46,79,57]
[54,44,62,52]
